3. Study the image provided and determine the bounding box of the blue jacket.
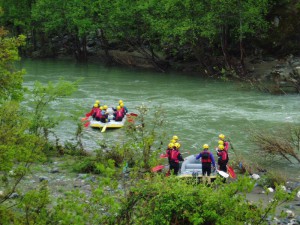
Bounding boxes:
[196,151,216,167]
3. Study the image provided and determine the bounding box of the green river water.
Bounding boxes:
[20,58,300,177]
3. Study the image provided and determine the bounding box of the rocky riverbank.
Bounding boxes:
[3,156,300,224]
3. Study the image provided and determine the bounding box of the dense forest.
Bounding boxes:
[0,0,300,77]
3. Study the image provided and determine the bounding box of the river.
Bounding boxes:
[20,58,300,177]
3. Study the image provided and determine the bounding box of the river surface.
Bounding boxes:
[20,59,300,177]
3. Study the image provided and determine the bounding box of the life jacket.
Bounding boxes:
[201,151,212,163]
[218,150,228,162]
[170,149,180,163]
[94,108,102,119]
[166,148,172,160]
[115,110,123,120]
[224,141,229,152]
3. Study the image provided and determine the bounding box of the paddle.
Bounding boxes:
[151,165,165,172]
[81,117,89,121]
[216,169,229,178]
[227,165,236,179]
[84,121,90,127]
[101,124,107,133]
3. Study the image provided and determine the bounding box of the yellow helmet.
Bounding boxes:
[174,143,180,149]
[218,145,224,150]
[103,105,108,110]
[95,100,100,104]
[218,140,224,145]
[172,135,179,140]
[119,100,123,104]
[170,139,176,143]
[203,144,209,149]
[168,143,174,149]
[116,106,121,110]
[93,104,98,107]
[219,134,225,140]
[100,106,104,110]
[120,103,124,107]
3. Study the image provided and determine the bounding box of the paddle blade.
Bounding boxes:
[84,121,90,127]
[81,117,89,121]
[130,113,138,117]
[227,165,236,179]
[101,125,107,133]
[151,165,165,172]
[217,170,229,178]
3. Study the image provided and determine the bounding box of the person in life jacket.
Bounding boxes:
[166,143,175,165]
[98,105,109,123]
[216,144,228,172]
[219,134,230,163]
[169,142,184,175]
[91,104,99,119]
[120,102,128,115]
[196,144,216,177]
[93,106,102,121]
[113,106,124,121]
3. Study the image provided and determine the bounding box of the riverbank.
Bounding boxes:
[7,155,300,224]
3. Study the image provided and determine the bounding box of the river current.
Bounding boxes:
[20,58,300,177]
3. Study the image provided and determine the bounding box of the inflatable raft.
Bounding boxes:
[90,115,127,129]
[178,155,218,179]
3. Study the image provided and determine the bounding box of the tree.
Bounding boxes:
[32,0,97,61]
[0,25,25,101]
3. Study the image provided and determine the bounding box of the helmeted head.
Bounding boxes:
[103,105,108,110]
[168,143,174,149]
[120,103,124,108]
[95,100,100,104]
[174,143,180,149]
[116,106,121,110]
[203,144,209,149]
[93,103,98,108]
[218,144,224,150]
[219,134,225,140]
[119,100,123,104]
[100,106,104,110]
[170,139,176,143]
[218,140,224,145]
[172,135,179,141]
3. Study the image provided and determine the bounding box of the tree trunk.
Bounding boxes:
[220,25,231,69]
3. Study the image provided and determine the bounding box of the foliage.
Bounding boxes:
[112,175,296,225]
[0,27,25,101]
[256,170,287,188]
[251,125,300,163]
[28,79,78,144]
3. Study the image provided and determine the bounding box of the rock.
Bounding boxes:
[251,174,260,180]
[267,187,274,193]
[50,168,60,173]
[280,185,287,191]
[0,190,4,196]
[9,193,19,199]
[297,190,300,198]
[39,176,49,182]
[286,209,295,218]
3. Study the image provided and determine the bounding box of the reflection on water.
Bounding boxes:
[20,59,300,177]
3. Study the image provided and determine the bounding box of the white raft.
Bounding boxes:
[90,108,127,129]
[178,155,219,179]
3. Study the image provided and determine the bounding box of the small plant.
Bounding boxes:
[256,170,287,188]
